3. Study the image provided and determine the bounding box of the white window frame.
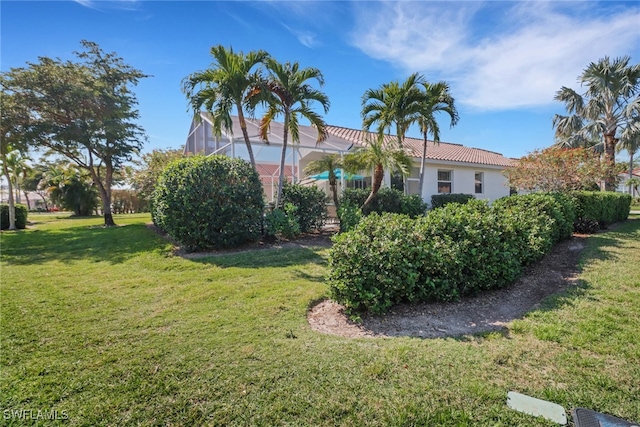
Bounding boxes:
[475,172,484,194]
[437,170,453,194]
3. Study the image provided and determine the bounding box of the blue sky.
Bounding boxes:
[2,0,639,160]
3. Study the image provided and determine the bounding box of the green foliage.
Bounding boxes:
[493,193,575,244]
[46,167,99,217]
[0,204,27,230]
[263,203,301,240]
[571,191,632,230]
[152,155,264,251]
[340,187,427,217]
[430,193,476,209]
[329,193,587,315]
[329,200,525,314]
[281,182,327,233]
[336,200,362,233]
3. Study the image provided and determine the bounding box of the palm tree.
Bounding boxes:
[182,45,269,169]
[417,81,459,195]
[253,59,330,209]
[344,135,413,207]
[553,56,640,190]
[304,154,344,209]
[361,73,424,148]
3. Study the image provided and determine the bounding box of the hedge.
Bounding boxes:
[340,187,428,217]
[328,194,578,315]
[152,156,264,251]
[0,204,28,230]
[430,193,475,209]
[571,191,631,230]
[280,182,327,233]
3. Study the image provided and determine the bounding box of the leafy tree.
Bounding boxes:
[44,164,99,216]
[131,148,185,206]
[416,81,459,194]
[10,40,148,226]
[553,56,640,190]
[21,163,50,211]
[303,154,343,209]
[343,135,412,207]
[0,73,32,229]
[618,131,639,194]
[251,59,330,209]
[504,147,616,192]
[182,45,269,168]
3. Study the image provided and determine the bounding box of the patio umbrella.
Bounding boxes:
[309,169,364,180]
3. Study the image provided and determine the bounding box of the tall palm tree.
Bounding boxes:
[417,81,459,195]
[182,45,269,169]
[361,73,424,148]
[344,135,412,208]
[253,59,330,209]
[553,56,640,190]
[304,154,344,209]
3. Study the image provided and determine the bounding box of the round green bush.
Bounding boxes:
[0,204,28,230]
[152,156,264,251]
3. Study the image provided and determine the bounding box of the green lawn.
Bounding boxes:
[1,214,639,426]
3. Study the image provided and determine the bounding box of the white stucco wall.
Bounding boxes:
[420,163,510,206]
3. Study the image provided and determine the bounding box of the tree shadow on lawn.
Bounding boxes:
[188,245,327,270]
[1,223,168,265]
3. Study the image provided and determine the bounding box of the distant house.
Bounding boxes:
[617,167,640,196]
[184,113,514,205]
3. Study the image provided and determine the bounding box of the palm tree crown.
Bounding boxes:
[361,73,425,148]
[553,56,640,190]
[344,135,412,207]
[304,154,343,209]
[182,45,269,168]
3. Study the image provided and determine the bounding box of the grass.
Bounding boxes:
[1,214,639,426]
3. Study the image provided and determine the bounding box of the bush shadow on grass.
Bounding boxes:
[189,245,327,270]
[1,223,168,265]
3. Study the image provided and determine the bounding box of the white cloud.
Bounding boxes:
[351,1,640,111]
[282,24,320,49]
[73,0,141,12]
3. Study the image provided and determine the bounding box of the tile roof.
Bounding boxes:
[325,125,514,168]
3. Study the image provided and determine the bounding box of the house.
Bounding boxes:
[184,113,514,205]
[617,167,640,196]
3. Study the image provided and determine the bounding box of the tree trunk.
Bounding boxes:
[603,132,617,191]
[329,178,340,210]
[629,152,635,195]
[2,159,16,230]
[275,113,289,209]
[418,131,428,198]
[237,103,257,169]
[363,163,384,207]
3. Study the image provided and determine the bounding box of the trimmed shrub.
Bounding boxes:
[339,187,428,217]
[493,193,574,244]
[152,156,264,251]
[328,200,524,314]
[328,192,588,316]
[281,182,327,233]
[571,191,632,230]
[337,200,362,233]
[0,204,28,230]
[430,193,475,209]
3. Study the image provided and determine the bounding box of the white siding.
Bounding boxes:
[420,163,510,206]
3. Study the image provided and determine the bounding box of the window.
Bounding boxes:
[475,172,484,194]
[437,170,452,193]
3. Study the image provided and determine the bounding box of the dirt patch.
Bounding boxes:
[308,236,587,339]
